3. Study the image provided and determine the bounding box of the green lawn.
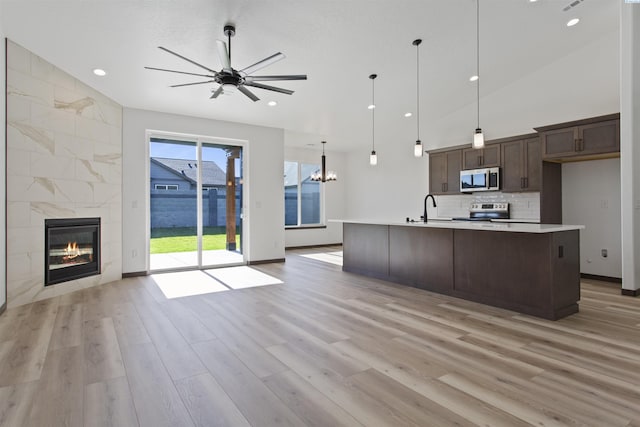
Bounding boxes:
[150,227,240,254]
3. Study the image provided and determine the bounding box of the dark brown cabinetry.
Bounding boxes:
[429,149,461,195]
[500,136,541,192]
[453,229,579,320]
[462,144,500,169]
[389,226,453,293]
[342,223,389,278]
[342,222,581,320]
[538,114,620,161]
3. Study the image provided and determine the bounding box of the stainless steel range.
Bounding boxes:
[453,202,509,221]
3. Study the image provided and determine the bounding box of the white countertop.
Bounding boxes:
[330,219,584,233]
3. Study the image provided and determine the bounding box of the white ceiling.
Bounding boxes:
[1,0,620,152]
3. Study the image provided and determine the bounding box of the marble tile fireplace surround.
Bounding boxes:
[6,40,123,307]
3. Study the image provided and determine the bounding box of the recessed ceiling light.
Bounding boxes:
[567,18,580,27]
[529,0,538,2]
[404,112,412,117]
[93,68,107,77]
[469,75,479,82]
[267,101,277,107]
[367,104,375,110]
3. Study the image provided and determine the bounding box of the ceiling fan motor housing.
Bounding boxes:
[218,71,242,87]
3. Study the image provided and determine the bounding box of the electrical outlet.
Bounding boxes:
[601,249,608,258]
[600,199,608,209]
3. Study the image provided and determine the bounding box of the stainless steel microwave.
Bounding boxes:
[460,167,500,192]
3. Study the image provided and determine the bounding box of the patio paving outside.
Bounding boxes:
[150,249,244,271]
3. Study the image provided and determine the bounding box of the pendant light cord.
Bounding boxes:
[416,42,420,141]
[371,75,376,152]
[476,0,480,130]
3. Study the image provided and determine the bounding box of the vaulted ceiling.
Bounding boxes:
[1,0,620,151]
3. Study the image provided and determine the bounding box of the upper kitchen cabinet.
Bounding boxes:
[429,149,462,195]
[500,135,541,192]
[536,113,620,161]
[462,143,500,169]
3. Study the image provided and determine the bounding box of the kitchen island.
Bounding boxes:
[337,220,584,320]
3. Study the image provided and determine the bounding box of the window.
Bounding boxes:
[284,161,322,227]
[154,184,179,190]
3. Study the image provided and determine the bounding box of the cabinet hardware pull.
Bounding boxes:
[442,183,445,192]
[524,177,528,188]
[521,177,525,188]
[478,155,481,166]
[579,138,584,151]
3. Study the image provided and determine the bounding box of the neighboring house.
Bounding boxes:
[149,157,241,228]
[150,157,227,191]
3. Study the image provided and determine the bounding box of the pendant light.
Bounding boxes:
[310,141,337,182]
[369,74,378,166]
[472,0,485,149]
[413,39,423,157]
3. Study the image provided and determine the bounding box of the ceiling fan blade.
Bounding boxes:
[145,66,216,78]
[244,82,294,95]
[158,46,218,74]
[210,86,224,99]
[170,80,216,88]
[238,86,259,102]
[244,75,307,82]
[216,40,231,70]
[240,52,285,76]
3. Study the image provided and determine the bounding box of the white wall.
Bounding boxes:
[429,30,620,150]
[345,146,429,221]
[563,159,622,279]
[283,143,345,248]
[122,108,285,273]
[1,23,7,309]
[345,29,619,225]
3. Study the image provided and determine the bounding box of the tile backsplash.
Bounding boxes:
[434,192,540,221]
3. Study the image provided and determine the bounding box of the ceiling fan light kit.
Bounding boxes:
[145,24,307,102]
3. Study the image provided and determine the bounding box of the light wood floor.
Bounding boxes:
[1,246,639,426]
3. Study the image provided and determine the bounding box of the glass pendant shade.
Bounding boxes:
[414,140,423,158]
[370,150,378,166]
[473,128,485,149]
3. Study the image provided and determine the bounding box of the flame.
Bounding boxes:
[64,242,80,259]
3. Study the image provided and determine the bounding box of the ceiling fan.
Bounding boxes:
[145,24,307,102]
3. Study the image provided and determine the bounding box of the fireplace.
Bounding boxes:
[45,218,101,286]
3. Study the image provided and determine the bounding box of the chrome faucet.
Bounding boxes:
[423,194,437,223]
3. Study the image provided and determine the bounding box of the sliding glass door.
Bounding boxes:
[149,135,243,271]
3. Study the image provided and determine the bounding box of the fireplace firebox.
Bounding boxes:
[45,218,101,286]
